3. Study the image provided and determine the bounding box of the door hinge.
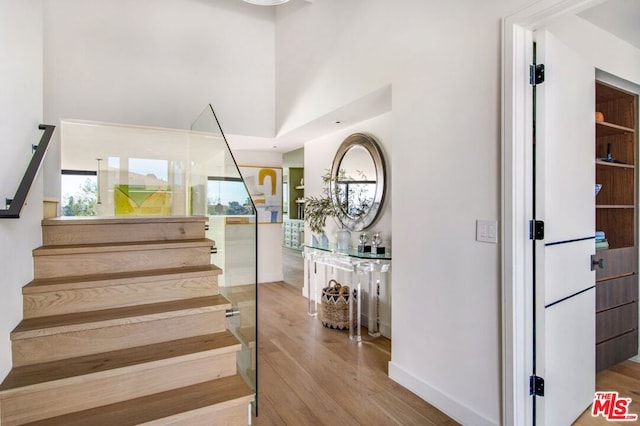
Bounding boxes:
[529,220,544,240]
[529,64,545,86]
[530,375,545,397]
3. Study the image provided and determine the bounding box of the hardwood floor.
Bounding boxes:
[254,281,457,425]
[574,360,640,425]
[274,248,640,425]
[282,247,304,289]
[254,247,456,424]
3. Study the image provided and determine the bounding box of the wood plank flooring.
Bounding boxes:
[574,360,640,425]
[273,248,640,425]
[253,279,457,425]
[282,247,304,289]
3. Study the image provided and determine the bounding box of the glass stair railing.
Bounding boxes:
[59,105,258,414]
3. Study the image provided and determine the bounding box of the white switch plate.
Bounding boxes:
[477,220,498,243]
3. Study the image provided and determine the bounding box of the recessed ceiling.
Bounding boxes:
[578,0,640,49]
[273,85,392,153]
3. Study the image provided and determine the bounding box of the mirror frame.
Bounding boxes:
[330,133,386,231]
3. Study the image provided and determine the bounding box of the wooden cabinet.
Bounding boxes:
[594,81,638,372]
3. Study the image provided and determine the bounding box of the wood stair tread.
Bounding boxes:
[24,264,222,294]
[234,326,256,348]
[33,238,215,256]
[23,375,253,426]
[0,331,240,395]
[42,216,208,226]
[12,295,231,339]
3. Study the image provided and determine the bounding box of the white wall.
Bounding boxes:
[42,0,277,198]
[303,112,392,336]
[546,14,640,87]
[232,149,284,284]
[0,0,44,379]
[275,1,529,424]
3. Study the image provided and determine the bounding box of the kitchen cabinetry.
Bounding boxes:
[594,81,638,372]
[283,219,304,249]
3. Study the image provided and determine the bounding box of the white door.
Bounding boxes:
[533,29,595,425]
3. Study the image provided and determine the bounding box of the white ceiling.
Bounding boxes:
[272,85,391,153]
[578,0,640,49]
[238,0,640,154]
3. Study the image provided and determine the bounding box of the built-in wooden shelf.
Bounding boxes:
[596,159,635,169]
[596,121,635,137]
[594,80,638,372]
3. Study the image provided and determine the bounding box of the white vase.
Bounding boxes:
[336,228,351,252]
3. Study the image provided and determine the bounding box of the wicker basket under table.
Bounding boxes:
[321,279,357,330]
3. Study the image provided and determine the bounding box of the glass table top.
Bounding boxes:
[304,243,391,260]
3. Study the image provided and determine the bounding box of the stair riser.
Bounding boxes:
[0,352,237,425]
[24,276,219,318]
[12,311,227,366]
[43,222,206,246]
[33,247,212,279]
[141,396,253,426]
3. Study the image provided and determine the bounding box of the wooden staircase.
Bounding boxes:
[0,216,253,425]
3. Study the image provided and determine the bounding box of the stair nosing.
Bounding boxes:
[33,238,215,256]
[0,331,241,398]
[21,375,253,426]
[12,295,231,340]
[23,265,222,294]
[41,216,208,226]
[140,392,254,426]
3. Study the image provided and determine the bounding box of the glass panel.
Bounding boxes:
[192,105,258,414]
[59,104,258,413]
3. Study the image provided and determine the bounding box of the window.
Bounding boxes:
[207,177,254,216]
[61,170,97,216]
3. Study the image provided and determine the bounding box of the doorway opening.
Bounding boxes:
[502,1,640,423]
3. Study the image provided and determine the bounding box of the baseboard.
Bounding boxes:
[388,361,497,426]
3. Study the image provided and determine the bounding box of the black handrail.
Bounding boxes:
[0,124,55,219]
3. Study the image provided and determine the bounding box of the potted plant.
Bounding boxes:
[304,170,335,247]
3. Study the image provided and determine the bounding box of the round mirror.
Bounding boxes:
[330,133,386,231]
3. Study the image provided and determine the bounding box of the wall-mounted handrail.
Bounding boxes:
[0,124,55,219]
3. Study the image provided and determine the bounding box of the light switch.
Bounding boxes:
[477,220,498,244]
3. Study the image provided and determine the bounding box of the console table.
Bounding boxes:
[303,244,391,343]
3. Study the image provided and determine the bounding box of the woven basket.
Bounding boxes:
[321,279,357,330]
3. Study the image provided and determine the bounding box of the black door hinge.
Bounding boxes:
[530,375,545,397]
[529,220,544,240]
[529,64,545,86]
